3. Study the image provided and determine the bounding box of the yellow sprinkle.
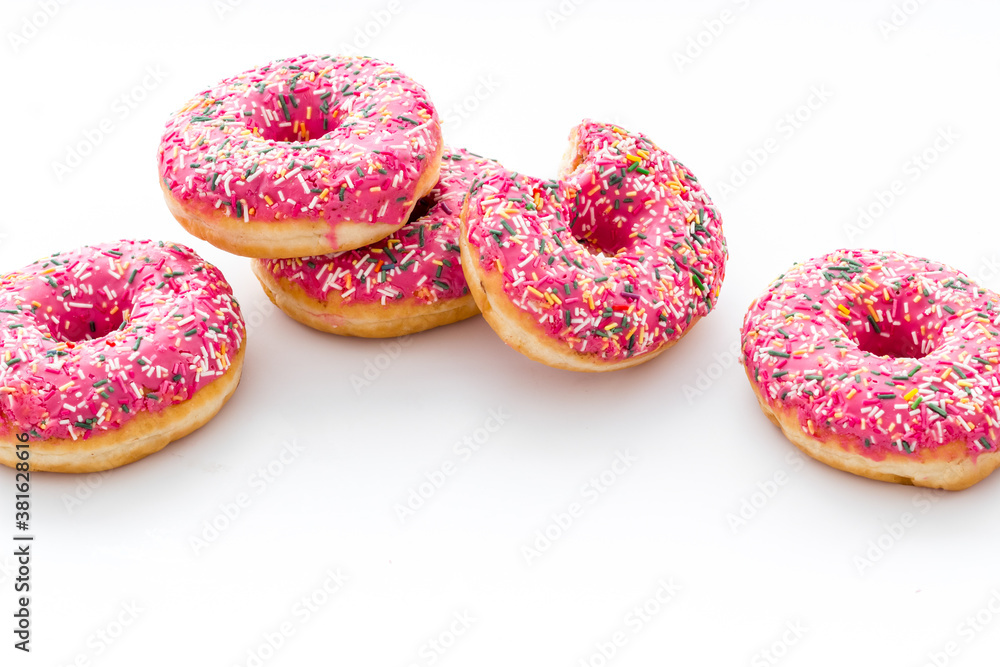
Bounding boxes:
[837,304,851,317]
[904,387,919,401]
[527,286,545,299]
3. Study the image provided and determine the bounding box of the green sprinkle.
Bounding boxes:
[927,403,948,418]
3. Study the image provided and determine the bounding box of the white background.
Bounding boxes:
[2,0,1000,665]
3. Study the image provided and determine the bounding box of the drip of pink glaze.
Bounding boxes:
[742,248,1000,460]
[257,148,502,305]
[462,120,727,363]
[0,240,245,442]
[158,54,443,249]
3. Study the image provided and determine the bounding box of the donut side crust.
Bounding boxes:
[458,211,701,372]
[251,261,478,338]
[161,143,443,258]
[0,342,246,473]
[743,364,1000,490]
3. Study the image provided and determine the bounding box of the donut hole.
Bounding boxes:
[51,307,126,343]
[559,131,644,257]
[240,87,336,143]
[407,194,435,222]
[847,278,931,359]
[570,218,636,257]
[852,326,926,359]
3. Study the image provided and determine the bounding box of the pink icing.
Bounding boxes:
[158,54,442,247]
[0,240,245,442]
[742,249,1000,460]
[462,120,727,362]
[255,148,501,306]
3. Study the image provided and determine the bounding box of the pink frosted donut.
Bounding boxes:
[460,120,727,371]
[252,147,501,337]
[741,249,1000,490]
[158,54,443,258]
[0,240,246,472]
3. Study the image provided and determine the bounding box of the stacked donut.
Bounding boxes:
[0,53,728,474]
[158,54,729,361]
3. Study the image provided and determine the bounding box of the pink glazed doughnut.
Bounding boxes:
[252,148,501,337]
[158,54,443,258]
[460,120,727,371]
[741,249,1000,490]
[0,240,246,473]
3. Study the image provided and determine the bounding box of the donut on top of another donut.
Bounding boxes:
[159,54,443,258]
[252,147,503,337]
